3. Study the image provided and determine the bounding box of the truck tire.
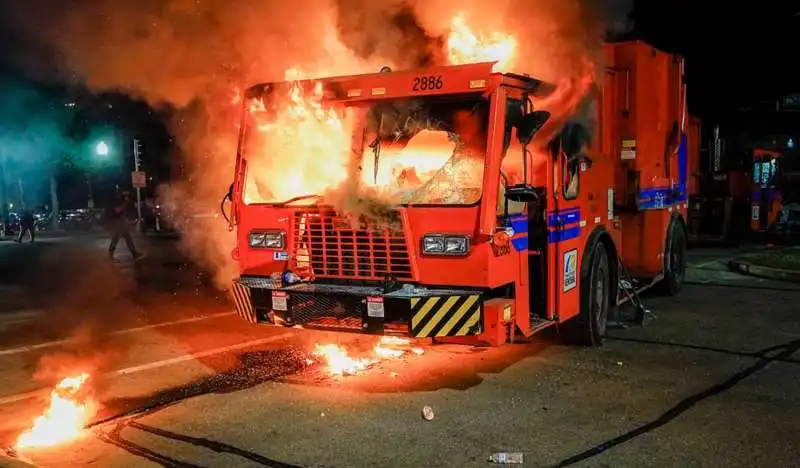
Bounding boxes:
[561,243,611,347]
[655,220,687,296]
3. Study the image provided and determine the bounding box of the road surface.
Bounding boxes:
[0,235,798,467]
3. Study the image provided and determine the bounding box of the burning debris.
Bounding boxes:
[15,374,97,450]
[309,337,424,377]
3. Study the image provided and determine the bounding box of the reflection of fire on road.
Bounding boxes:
[16,374,97,450]
[310,337,424,376]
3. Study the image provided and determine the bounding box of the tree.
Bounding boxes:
[0,77,73,222]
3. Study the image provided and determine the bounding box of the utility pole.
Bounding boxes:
[133,138,143,232]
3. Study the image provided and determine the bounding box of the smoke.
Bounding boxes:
[334,0,445,69]
[1,0,633,286]
[27,246,135,396]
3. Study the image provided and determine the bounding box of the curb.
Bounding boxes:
[729,260,800,283]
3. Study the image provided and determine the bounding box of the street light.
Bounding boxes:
[95,141,109,157]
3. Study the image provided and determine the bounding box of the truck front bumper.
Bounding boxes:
[231,276,484,338]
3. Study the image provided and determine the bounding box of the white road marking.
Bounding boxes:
[0,333,293,406]
[0,311,235,357]
[0,310,43,331]
[0,388,48,406]
[111,333,292,376]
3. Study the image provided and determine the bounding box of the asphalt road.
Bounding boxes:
[0,235,798,467]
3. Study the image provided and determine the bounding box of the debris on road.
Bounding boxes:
[421,406,434,421]
[488,452,524,464]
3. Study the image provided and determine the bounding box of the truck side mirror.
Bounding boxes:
[505,184,540,203]
[516,111,551,146]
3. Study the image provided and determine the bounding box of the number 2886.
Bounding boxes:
[412,75,444,91]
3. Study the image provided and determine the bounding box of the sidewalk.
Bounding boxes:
[729,247,800,283]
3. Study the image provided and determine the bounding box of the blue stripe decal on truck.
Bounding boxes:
[500,210,582,246]
[511,236,528,250]
[549,226,581,243]
[548,208,581,227]
[638,184,687,209]
[678,133,688,203]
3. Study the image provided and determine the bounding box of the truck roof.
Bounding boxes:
[244,62,557,102]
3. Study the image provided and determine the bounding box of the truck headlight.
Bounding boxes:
[249,230,285,249]
[421,234,470,256]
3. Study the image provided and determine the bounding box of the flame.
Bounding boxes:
[239,14,593,206]
[447,12,517,71]
[243,70,352,205]
[311,337,424,376]
[16,374,97,450]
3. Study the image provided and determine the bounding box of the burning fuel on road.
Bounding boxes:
[309,337,424,377]
[15,373,97,450]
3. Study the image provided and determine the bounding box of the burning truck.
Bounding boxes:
[225,40,690,348]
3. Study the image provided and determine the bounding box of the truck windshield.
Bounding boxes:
[240,86,488,206]
[359,96,489,205]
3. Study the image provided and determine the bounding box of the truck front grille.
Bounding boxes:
[292,209,412,281]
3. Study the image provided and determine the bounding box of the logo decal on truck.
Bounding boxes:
[563,249,578,292]
[273,251,289,261]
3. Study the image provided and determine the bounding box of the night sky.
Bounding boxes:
[630,1,800,118]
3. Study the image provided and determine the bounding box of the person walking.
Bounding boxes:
[106,188,144,262]
[15,209,35,243]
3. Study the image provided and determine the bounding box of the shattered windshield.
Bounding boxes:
[240,82,488,206]
[359,96,489,205]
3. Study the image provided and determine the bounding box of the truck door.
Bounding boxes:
[548,129,584,323]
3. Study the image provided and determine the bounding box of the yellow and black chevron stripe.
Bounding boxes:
[231,280,258,324]
[410,295,482,338]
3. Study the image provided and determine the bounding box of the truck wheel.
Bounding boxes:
[561,243,611,347]
[656,221,687,296]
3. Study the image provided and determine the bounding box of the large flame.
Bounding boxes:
[446,12,517,72]
[311,337,424,376]
[16,374,96,450]
[240,13,522,206]
[243,69,353,205]
[241,13,592,206]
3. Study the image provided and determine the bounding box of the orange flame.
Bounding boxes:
[311,337,423,376]
[16,374,96,450]
[243,70,353,205]
[240,14,593,206]
[447,12,517,71]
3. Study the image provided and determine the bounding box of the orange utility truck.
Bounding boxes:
[227,40,689,347]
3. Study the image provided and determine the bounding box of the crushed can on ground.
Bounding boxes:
[488,452,524,464]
